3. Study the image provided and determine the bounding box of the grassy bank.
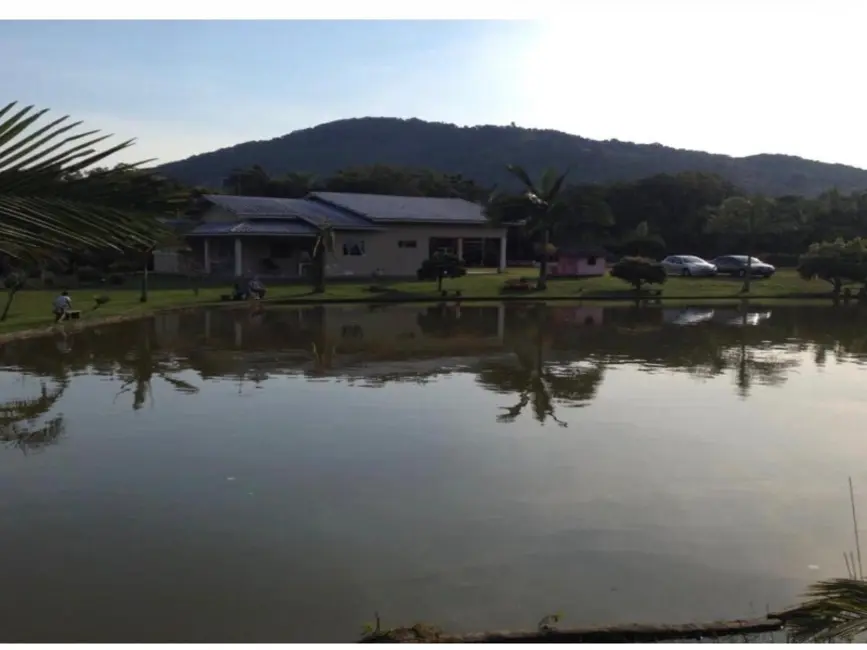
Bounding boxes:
[0,268,841,340]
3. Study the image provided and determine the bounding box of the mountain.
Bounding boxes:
[157,117,867,197]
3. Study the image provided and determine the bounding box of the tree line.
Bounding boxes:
[214,162,867,266]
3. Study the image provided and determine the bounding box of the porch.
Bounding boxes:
[191,236,317,279]
[429,236,507,270]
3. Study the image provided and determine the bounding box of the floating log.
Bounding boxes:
[360,616,786,643]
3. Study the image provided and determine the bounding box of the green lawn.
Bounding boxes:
[0,268,840,339]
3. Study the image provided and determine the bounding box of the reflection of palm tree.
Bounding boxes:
[703,306,799,398]
[0,379,67,453]
[477,307,605,426]
[114,320,199,410]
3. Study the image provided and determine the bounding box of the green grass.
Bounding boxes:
[0,268,841,339]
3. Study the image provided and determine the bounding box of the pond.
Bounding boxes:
[1,302,867,642]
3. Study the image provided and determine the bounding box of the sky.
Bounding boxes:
[3,3,867,168]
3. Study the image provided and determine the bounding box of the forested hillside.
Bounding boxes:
[158,117,867,197]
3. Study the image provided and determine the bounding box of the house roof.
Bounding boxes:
[189,220,318,237]
[308,192,490,225]
[201,194,380,231]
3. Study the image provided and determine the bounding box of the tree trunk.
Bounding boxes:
[140,266,149,303]
[536,230,550,291]
[0,289,17,322]
[742,236,754,294]
[437,274,443,292]
[313,248,326,294]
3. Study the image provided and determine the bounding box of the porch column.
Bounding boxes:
[457,237,464,261]
[498,235,507,273]
[234,237,243,277]
[203,238,211,274]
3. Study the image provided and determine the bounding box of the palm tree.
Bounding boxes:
[312,221,336,294]
[488,165,570,290]
[0,101,170,267]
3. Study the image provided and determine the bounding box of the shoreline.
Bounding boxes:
[0,290,840,345]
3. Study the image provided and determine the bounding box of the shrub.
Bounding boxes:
[416,252,467,290]
[610,256,667,292]
[798,238,867,295]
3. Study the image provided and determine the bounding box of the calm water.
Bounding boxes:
[2,302,867,642]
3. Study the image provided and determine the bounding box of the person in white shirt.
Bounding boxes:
[52,291,72,322]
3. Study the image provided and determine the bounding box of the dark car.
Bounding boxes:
[709,255,775,278]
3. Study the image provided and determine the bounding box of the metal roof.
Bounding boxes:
[202,194,379,230]
[308,192,491,224]
[188,220,318,237]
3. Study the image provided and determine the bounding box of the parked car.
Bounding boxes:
[660,255,717,277]
[709,255,775,278]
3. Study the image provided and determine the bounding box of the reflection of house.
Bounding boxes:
[184,193,508,279]
[550,307,605,326]
[157,304,510,381]
[549,247,607,278]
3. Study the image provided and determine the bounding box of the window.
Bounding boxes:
[342,240,366,256]
[587,256,598,265]
[398,240,417,249]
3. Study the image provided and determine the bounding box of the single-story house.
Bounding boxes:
[179,192,508,279]
[548,246,608,278]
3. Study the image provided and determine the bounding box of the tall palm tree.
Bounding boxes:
[0,101,170,266]
[488,165,570,290]
[312,221,336,294]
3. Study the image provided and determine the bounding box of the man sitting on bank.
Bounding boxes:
[52,290,72,322]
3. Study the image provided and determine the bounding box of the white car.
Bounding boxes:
[661,255,717,277]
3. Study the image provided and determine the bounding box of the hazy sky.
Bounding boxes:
[3,4,866,168]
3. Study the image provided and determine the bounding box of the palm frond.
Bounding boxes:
[506,164,537,194]
[0,100,168,262]
[783,578,867,642]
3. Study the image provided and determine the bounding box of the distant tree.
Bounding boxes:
[417,251,466,291]
[705,195,796,293]
[797,238,867,295]
[619,220,666,259]
[610,256,667,293]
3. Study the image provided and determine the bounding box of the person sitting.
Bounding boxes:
[52,290,72,322]
[248,276,266,300]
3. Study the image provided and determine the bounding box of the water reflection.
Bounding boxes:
[4,302,867,641]
[4,302,867,436]
[0,378,66,453]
